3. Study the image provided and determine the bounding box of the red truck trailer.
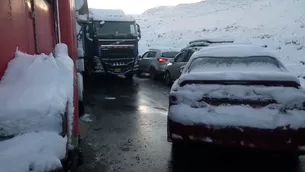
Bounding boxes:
[0,0,83,171]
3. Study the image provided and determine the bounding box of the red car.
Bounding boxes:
[167,44,305,158]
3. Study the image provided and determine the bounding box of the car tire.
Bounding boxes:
[164,71,172,86]
[149,67,157,80]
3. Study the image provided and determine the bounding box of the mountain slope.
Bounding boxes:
[135,0,305,75]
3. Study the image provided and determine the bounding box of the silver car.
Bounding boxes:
[137,49,179,80]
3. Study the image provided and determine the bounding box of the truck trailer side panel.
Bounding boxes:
[0,0,55,76]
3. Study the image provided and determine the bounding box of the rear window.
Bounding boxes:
[161,51,179,58]
[188,56,287,72]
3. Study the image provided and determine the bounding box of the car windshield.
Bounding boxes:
[95,21,137,37]
[188,56,287,72]
[161,51,179,58]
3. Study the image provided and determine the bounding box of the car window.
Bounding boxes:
[147,51,157,58]
[188,56,287,72]
[142,52,149,58]
[175,51,187,62]
[184,50,195,62]
[161,51,179,58]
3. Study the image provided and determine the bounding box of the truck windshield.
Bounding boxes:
[95,21,137,38]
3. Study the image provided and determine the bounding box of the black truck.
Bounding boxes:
[77,8,141,79]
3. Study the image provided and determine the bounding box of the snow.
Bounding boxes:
[0,131,67,172]
[179,71,300,85]
[75,0,84,11]
[190,44,275,59]
[80,114,93,123]
[0,51,65,136]
[54,44,74,149]
[0,44,73,171]
[173,84,305,106]
[170,74,305,129]
[89,8,135,22]
[135,0,305,77]
[169,103,305,129]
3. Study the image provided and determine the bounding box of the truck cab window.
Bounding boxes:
[94,21,137,38]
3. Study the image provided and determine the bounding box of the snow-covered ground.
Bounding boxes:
[135,0,305,78]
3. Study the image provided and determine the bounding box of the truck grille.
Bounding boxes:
[102,58,135,73]
[100,48,134,59]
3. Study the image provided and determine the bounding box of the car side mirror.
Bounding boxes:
[179,66,185,73]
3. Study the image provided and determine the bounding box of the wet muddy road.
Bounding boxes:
[79,76,304,172]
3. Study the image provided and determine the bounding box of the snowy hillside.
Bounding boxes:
[135,0,305,76]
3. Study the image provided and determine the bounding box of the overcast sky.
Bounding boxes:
[88,0,202,14]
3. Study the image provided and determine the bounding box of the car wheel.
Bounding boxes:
[149,68,157,80]
[164,71,172,86]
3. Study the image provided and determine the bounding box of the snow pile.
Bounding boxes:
[0,51,65,136]
[0,44,74,137]
[54,44,75,148]
[0,44,74,171]
[0,131,67,172]
[75,0,84,11]
[135,0,305,77]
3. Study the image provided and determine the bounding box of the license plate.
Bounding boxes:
[114,68,121,73]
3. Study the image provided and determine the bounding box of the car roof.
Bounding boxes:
[188,38,235,44]
[190,44,276,59]
[148,48,180,53]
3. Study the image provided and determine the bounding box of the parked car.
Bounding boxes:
[164,47,198,85]
[164,39,234,85]
[167,44,305,160]
[138,49,179,79]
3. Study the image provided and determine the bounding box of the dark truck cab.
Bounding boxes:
[78,10,141,79]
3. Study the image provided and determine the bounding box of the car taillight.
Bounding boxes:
[169,95,178,105]
[157,57,168,62]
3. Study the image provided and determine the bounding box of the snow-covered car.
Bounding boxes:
[164,39,234,86]
[167,44,305,157]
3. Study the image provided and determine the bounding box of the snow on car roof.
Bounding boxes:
[89,8,135,22]
[191,44,275,59]
[149,48,180,52]
[189,37,235,44]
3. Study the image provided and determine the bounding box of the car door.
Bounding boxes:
[146,51,158,71]
[138,51,153,72]
[168,50,188,80]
